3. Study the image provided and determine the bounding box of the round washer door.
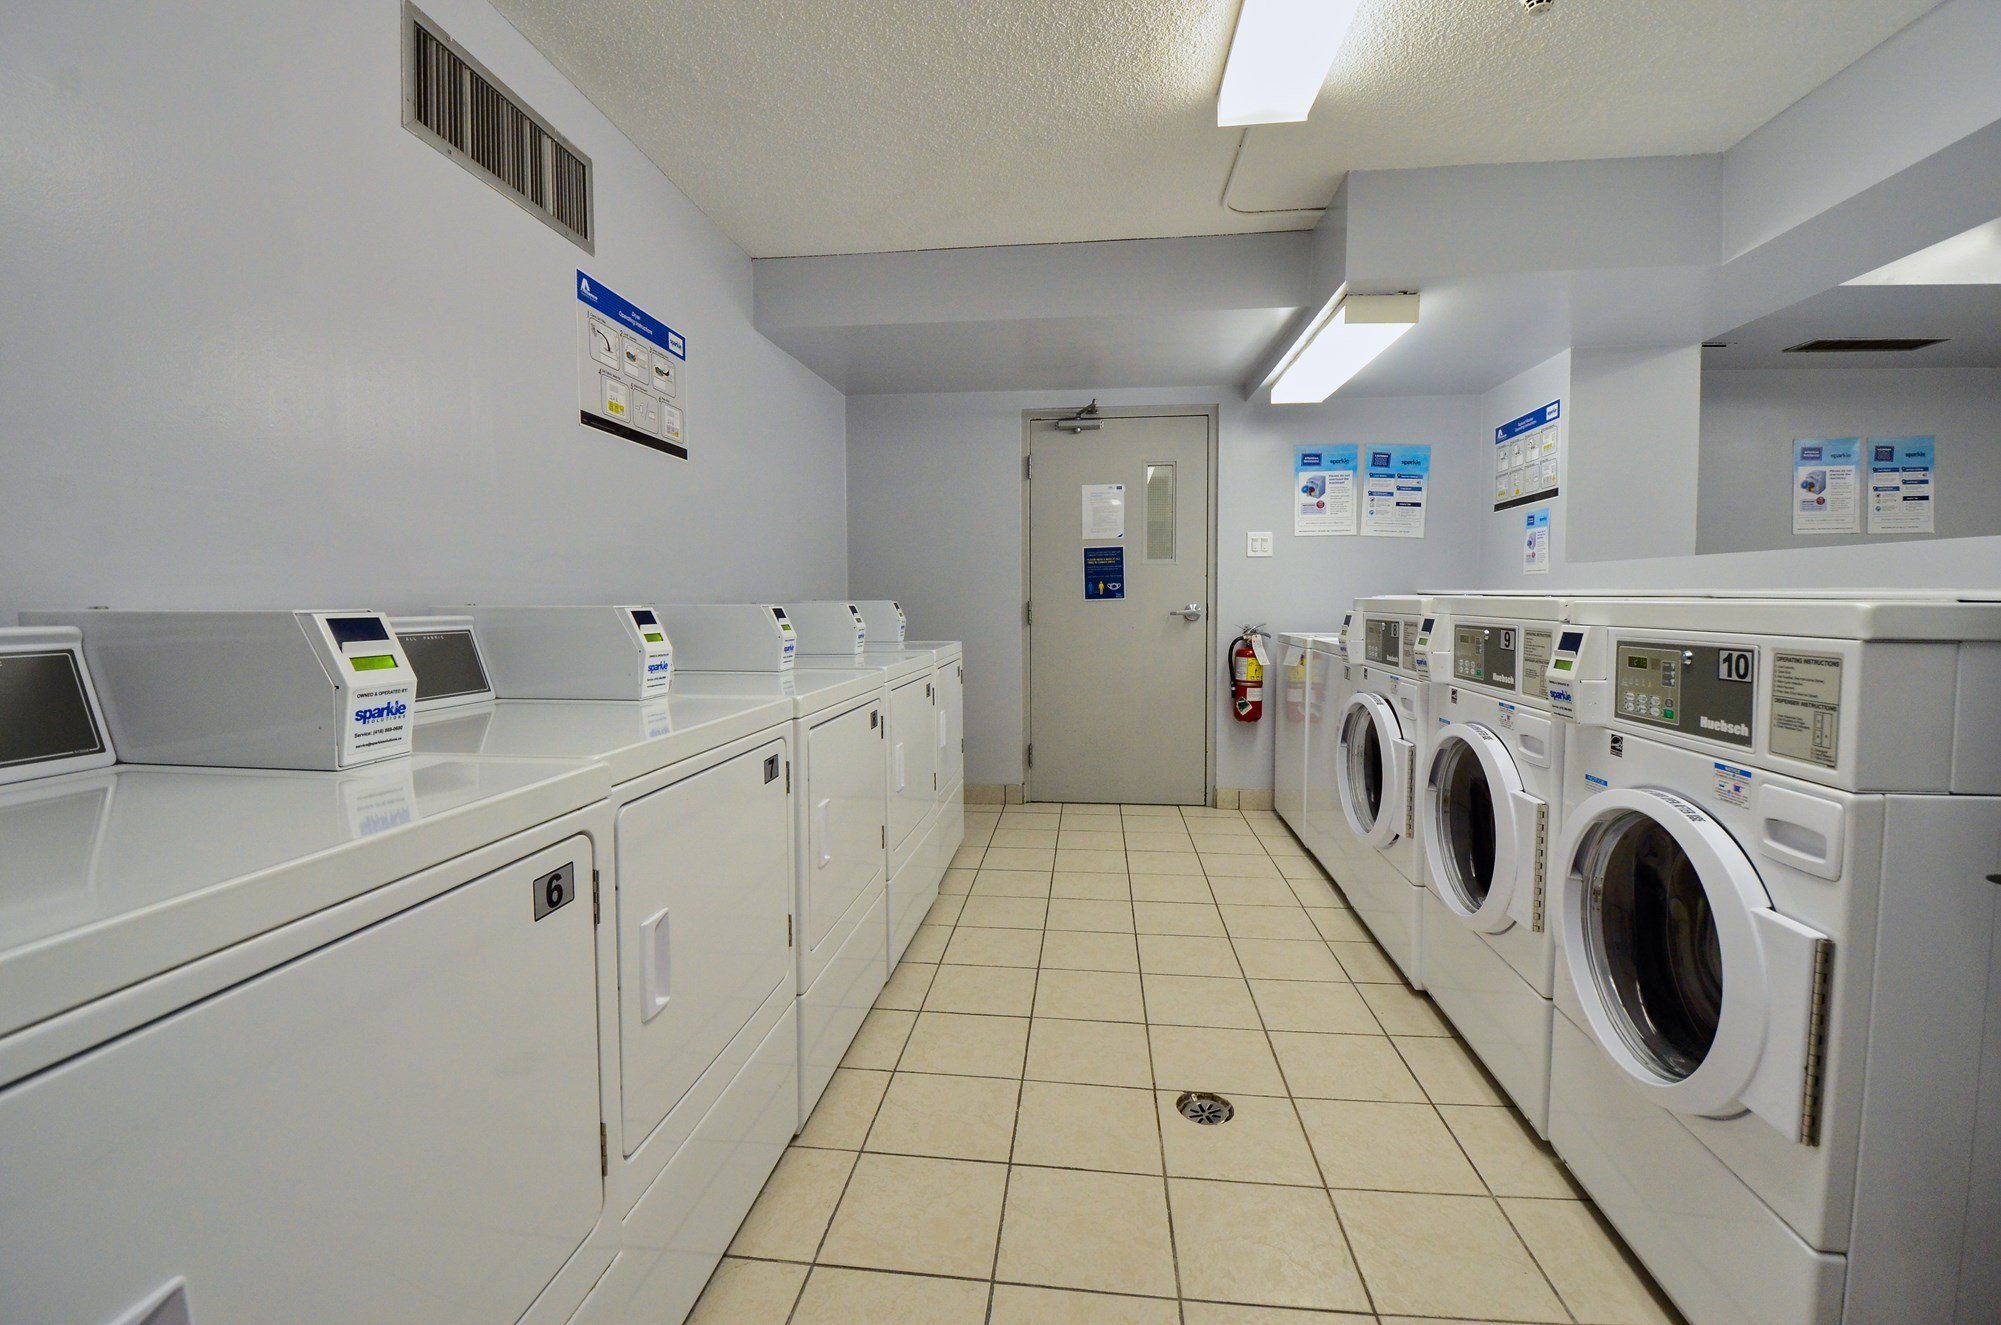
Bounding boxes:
[1420,723,1536,934]
[1335,690,1409,848]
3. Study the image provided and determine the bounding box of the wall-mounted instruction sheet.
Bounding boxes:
[1082,483,1126,539]
[578,271,687,459]
[1493,401,1561,511]
[1867,437,1936,534]
[1523,507,1552,574]
[1083,546,1125,600]
[1792,438,1860,534]
[1362,445,1430,539]
[1293,445,1359,536]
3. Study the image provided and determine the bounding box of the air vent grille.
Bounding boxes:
[1782,337,1946,354]
[404,6,593,251]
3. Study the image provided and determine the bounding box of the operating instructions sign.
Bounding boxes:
[577,271,687,459]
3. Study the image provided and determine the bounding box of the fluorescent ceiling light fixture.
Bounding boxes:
[1846,218,2001,285]
[1217,0,1367,126]
[1270,292,1418,403]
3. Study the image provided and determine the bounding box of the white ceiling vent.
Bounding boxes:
[402,5,593,251]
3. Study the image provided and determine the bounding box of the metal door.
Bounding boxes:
[1027,411,1211,804]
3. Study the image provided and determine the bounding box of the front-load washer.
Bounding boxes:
[1412,594,1568,1135]
[0,623,615,1325]
[1274,632,1316,834]
[1298,619,1360,877]
[1544,596,2001,1325]
[1335,595,1432,985]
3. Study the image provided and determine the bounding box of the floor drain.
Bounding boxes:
[1176,1091,1234,1125]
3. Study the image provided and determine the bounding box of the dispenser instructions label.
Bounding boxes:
[1083,545,1125,600]
[1792,438,1860,534]
[1494,401,1561,511]
[1362,445,1430,539]
[1523,507,1552,574]
[1294,445,1359,536]
[1770,651,1842,770]
[578,271,687,460]
[1867,436,1935,535]
[1083,484,1126,539]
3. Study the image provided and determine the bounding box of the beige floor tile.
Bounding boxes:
[1277,856,1337,882]
[1150,1024,1288,1095]
[1156,1089,1321,1185]
[1046,897,1137,932]
[1061,803,1122,818]
[990,1284,1180,1325]
[950,846,986,870]
[1334,1189,1566,1321]
[1056,847,1130,874]
[686,1256,808,1325]
[1504,1197,1680,1324]
[957,894,1050,929]
[866,1071,1020,1162]
[1188,813,1254,833]
[1190,835,1266,856]
[1289,879,1349,910]
[728,1145,856,1259]
[876,961,937,1011]
[1169,1178,1371,1312]
[1051,869,1133,899]
[980,845,1057,872]
[1397,1035,1506,1104]
[1040,929,1141,973]
[798,1068,892,1150]
[903,924,951,964]
[1025,1017,1153,1087]
[898,1011,1030,1078]
[1357,981,1451,1035]
[1271,1031,1427,1102]
[842,1009,916,1069]
[819,1152,1008,1278]
[1127,850,1207,876]
[1122,803,1183,817]
[972,868,1055,898]
[1141,973,1262,1029]
[790,1267,989,1325]
[1209,875,1305,906]
[1249,979,1383,1035]
[1441,1105,1580,1198]
[939,868,976,896]
[1011,1080,1162,1174]
[1298,1098,1485,1194]
[1329,940,1405,984]
[1057,828,1126,850]
[990,826,1059,849]
[1137,933,1242,977]
[1133,900,1227,936]
[1234,938,1349,982]
[1183,1305,1373,1325]
[1131,873,1215,903]
[942,925,1044,968]
[1124,829,1195,853]
[1034,967,1146,1022]
[1219,904,1320,941]
[1201,853,1282,879]
[1307,907,1370,942]
[924,892,965,925]
[996,1165,1178,1297]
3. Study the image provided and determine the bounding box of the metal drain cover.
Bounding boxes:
[1176,1091,1234,1125]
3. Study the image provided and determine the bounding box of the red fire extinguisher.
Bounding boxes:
[1230,626,1271,722]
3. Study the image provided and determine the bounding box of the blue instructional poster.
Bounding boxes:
[1493,400,1561,511]
[1083,546,1125,600]
[1362,445,1431,539]
[1293,444,1359,536]
[577,270,688,459]
[1793,438,1861,534]
[1867,437,1936,535]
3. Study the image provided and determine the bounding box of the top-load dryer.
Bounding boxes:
[1543,595,2001,1325]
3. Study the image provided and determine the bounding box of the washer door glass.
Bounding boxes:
[1340,705,1383,832]
[1578,808,1725,1081]
[1432,737,1496,909]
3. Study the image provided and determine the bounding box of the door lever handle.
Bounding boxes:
[1170,604,1205,622]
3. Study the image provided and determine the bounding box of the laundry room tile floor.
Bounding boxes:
[698,805,1686,1325]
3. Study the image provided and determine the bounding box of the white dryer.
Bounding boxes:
[1298,617,1359,880]
[1413,594,1567,1135]
[1274,632,1316,834]
[1544,597,2001,1325]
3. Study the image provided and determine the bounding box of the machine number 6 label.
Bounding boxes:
[533,863,576,921]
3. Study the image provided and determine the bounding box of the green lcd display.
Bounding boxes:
[1627,656,1649,670]
[350,654,399,671]
[644,631,665,643]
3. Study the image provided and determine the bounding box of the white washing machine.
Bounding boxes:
[1413,594,1567,1135]
[0,622,615,1325]
[406,611,806,1325]
[1274,632,1316,834]
[1299,617,1359,881]
[1544,597,2001,1325]
[1335,595,1432,986]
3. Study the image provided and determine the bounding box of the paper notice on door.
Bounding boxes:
[1523,507,1552,574]
[1083,483,1126,539]
[1293,445,1358,536]
[1867,437,1936,534]
[1792,438,1860,534]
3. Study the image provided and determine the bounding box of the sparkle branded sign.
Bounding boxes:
[355,698,409,726]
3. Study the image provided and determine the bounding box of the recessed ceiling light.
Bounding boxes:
[1270,293,1418,403]
[1217,0,1367,127]
[1845,218,2001,285]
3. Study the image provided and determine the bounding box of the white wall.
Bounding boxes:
[1698,367,2001,553]
[848,387,1486,791]
[0,0,847,619]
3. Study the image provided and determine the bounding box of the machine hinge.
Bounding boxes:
[957,664,963,681]
[880,825,887,848]
[787,914,794,947]
[599,1123,608,1176]
[1403,747,1417,838]
[1530,804,1549,933]
[1025,742,1033,769]
[1800,938,1836,1147]
[591,869,601,926]
[785,760,792,793]
[1023,454,1031,480]
[927,683,934,700]
[1024,601,1031,626]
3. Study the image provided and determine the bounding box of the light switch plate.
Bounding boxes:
[1247,531,1274,557]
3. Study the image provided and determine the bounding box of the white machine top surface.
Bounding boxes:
[894,639,962,660]
[410,691,792,786]
[1304,632,1347,652]
[795,649,932,683]
[1431,594,1567,622]
[1356,594,1428,615]
[667,668,884,716]
[0,753,608,1040]
[1562,596,2001,639]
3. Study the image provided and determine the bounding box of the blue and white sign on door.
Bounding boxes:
[1084,546,1125,600]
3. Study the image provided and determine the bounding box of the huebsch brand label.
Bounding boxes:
[1770,651,1842,770]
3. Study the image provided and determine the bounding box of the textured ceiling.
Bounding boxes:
[492,0,1942,258]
